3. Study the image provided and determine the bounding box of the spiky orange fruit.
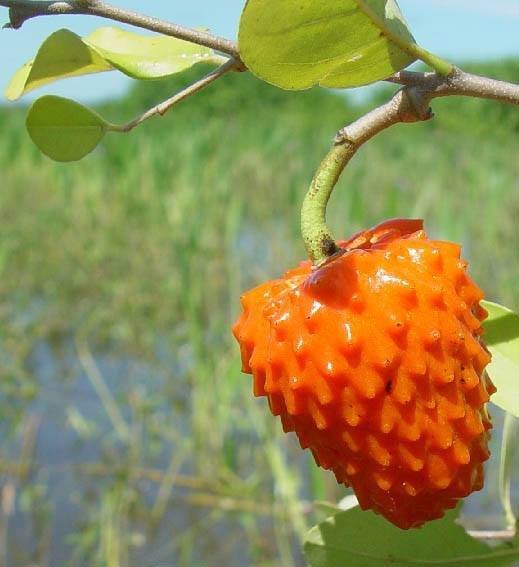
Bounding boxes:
[233,219,495,529]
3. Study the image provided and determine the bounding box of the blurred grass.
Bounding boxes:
[0,59,518,565]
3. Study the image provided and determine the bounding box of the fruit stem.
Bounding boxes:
[301,87,435,265]
[301,142,356,265]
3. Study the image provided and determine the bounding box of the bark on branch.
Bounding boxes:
[1,0,242,62]
[2,2,518,105]
[389,67,519,106]
[302,66,519,263]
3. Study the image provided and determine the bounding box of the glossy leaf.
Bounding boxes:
[238,0,418,90]
[483,301,519,418]
[499,412,519,528]
[26,96,109,162]
[5,29,112,101]
[304,508,519,567]
[84,26,224,80]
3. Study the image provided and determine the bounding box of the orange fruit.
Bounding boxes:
[233,219,494,529]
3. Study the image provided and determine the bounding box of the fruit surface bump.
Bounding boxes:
[233,219,494,529]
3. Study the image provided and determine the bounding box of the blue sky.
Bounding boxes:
[0,0,518,102]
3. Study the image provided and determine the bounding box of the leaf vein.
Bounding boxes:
[252,8,360,37]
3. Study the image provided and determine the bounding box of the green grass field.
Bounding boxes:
[0,59,518,565]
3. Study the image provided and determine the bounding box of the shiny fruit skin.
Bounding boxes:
[233,219,494,529]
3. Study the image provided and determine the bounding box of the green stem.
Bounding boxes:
[412,45,453,77]
[301,142,356,265]
[301,85,434,265]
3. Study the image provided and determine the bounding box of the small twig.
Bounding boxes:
[388,67,519,106]
[468,529,517,541]
[335,87,433,144]
[499,413,519,529]
[338,67,519,148]
[1,0,241,61]
[109,58,237,134]
[302,65,519,263]
[2,2,519,109]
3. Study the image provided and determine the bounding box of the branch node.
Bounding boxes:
[334,129,355,145]
[0,0,241,60]
[7,8,27,29]
[400,88,433,122]
[233,60,248,73]
[321,238,340,258]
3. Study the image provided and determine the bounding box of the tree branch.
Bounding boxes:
[302,66,519,263]
[1,0,242,63]
[388,67,519,106]
[109,58,237,134]
[2,3,519,230]
[2,2,519,107]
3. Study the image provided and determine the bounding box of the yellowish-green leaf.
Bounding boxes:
[84,27,225,80]
[26,96,109,162]
[483,301,519,418]
[304,508,519,567]
[5,29,112,101]
[6,27,225,102]
[238,0,419,90]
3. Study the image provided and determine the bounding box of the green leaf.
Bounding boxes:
[304,508,519,567]
[238,0,419,90]
[482,301,519,418]
[5,29,112,101]
[26,96,109,162]
[6,27,224,101]
[84,26,224,80]
[499,412,519,528]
